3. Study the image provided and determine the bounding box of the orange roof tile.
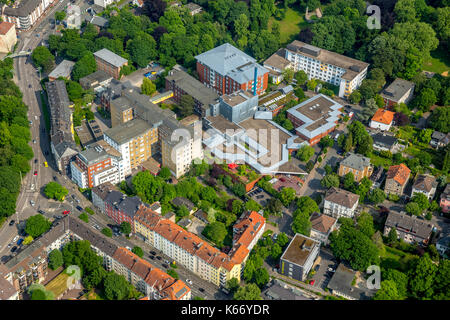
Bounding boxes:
[386,163,411,186]
[233,211,266,249]
[0,22,14,35]
[113,247,190,300]
[371,108,395,125]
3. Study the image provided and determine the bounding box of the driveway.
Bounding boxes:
[310,249,338,290]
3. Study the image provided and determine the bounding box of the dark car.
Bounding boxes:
[199,288,205,293]
[149,256,154,260]
[76,206,83,212]
[38,210,46,214]
[314,264,320,272]
[9,220,15,226]
[150,251,156,256]
[10,246,17,253]
[34,159,38,163]
[162,264,169,269]
[53,176,58,181]
[28,84,32,88]
[17,238,24,246]
[156,256,162,260]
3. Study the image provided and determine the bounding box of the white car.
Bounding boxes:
[126,246,131,251]
[186,279,193,285]
[13,236,19,242]
[328,268,336,272]
[30,200,35,206]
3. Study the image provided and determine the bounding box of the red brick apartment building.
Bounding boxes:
[195,43,269,96]
[93,48,128,80]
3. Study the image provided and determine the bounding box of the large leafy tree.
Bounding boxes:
[44,182,68,201]
[127,33,157,68]
[292,209,311,236]
[373,280,401,300]
[25,214,51,238]
[321,173,340,188]
[408,253,437,299]
[202,221,227,247]
[31,46,55,73]
[233,283,262,300]
[48,249,64,270]
[103,273,133,300]
[141,77,156,96]
[329,224,379,271]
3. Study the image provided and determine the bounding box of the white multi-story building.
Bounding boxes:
[284,40,369,98]
[1,0,58,30]
[323,187,360,219]
[94,0,117,8]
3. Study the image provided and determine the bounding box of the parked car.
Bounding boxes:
[162,263,169,269]
[34,170,38,176]
[17,238,24,246]
[13,236,19,242]
[63,210,70,215]
[34,159,38,163]
[314,264,320,272]
[28,84,32,88]
[150,251,156,255]
[9,220,15,226]
[199,288,205,293]
[156,256,162,260]
[125,246,131,251]
[186,279,193,285]
[10,246,18,253]
[149,255,154,260]
[328,268,336,272]
[76,206,83,212]
[38,210,46,214]
[30,200,35,206]
[309,280,315,285]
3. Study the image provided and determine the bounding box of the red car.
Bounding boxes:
[63,210,70,215]
[34,171,38,176]
[309,280,315,285]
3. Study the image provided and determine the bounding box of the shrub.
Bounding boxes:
[101,228,112,237]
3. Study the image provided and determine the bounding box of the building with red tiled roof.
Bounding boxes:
[112,247,191,300]
[309,212,337,245]
[384,164,411,196]
[233,211,266,253]
[0,21,16,53]
[370,108,395,131]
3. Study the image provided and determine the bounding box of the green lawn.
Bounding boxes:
[269,7,309,45]
[422,46,450,75]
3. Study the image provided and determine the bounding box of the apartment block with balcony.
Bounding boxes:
[284,40,369,98]
[1,0,58,30]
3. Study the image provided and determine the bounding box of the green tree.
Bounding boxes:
[158,167,171,180]
[373,280,401,300]
[270,243,282,259]
[408,253,437,299]
[321,173,340,188]
[266,197,283,215]
[55,11,66,22]
[411,193,430,211]
[202,221,227,247]
[282,68,294,83]
[226,278,240,294]
[253,268,269,288]
[292,210,311,236]
[276,232,290,247]
[428,107,450,134]
[44,182,68,201]
[103,273,133,300]
[101,228,113,237]
[343,172,355,190]
[387,227,398,245]
[179,94,194,117]
[79,212,89,223]
[176,205,189,219]
[357,212,375,238]
[406,201,422,216]
[414,88,437,112]
[279,187,296,206]
[120,221,132,235]
[141,77,156,96]
[367,188,386,205]
[31,46,55,73]
[384,269,408,299]
[66,81,84,101]
[233,283,262,300]
[127,34,157,68]
[349,90,362,104]
[295,70,308,85]
[282,118,294,131]
[296,145,315,162]
[296,196,319,216]
[48,249,63,270]
[25,214,51,238]
[132,246,144,258]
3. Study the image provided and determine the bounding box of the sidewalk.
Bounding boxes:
[269,271,329,299]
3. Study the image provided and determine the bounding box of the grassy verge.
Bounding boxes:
[269,7,309,45]
[422,46,450,75]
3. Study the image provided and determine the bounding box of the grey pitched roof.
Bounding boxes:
[432,131,446,140]
[48,60,75,79]
[412,174,438,193]
[385,211,433,240]
[442,184,450,201]
[172,197,195,211]
[195,43,268,84]
[92,182,118,200]
[79,70,112,88]
[340,153,371,171]
[104,191,142,218]
[263,280,312,300]
[437,235,450,249]
[3,0,43,17]
[327,264,375,300]
[325,187,360,208]
[372,132,398,148]
[90,15,109,27]
[93,48,128,68]
[380,78,415,102]
[68,216,118,257]
[165,69,219,107]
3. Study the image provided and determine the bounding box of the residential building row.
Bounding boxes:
[0,216,191,300]
[1,0,59,30]
[92,183,266,287]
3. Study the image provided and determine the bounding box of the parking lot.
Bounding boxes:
[310,249,339,290]
[247,187,271,206]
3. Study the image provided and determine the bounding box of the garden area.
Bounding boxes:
[268,6,309,45]
[421,46,450,75]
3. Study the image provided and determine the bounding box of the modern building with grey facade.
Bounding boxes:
[279,234,320,282]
